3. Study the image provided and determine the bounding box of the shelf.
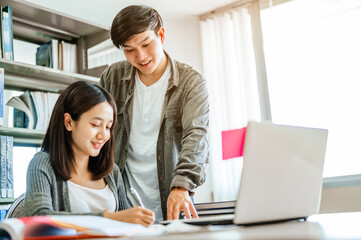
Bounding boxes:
[0,126,45,147]
[1,59,99,92]
[0,0,109,46]
[0,198,15,205]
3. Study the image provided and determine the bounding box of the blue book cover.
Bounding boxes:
[13,108,29,128]
[2,6,14,60]
[0,209,7,220]
[6,136,13,198]
[0,68,4,126]
[36,41,53,67]
[0,135,6,198]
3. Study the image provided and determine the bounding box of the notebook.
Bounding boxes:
[161,121,328,225]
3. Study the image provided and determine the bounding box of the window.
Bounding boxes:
[13,147,38,198]
[261,0,361,177]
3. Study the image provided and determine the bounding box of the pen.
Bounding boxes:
[130,187,145,208]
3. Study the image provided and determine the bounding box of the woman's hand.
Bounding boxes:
[103,206,155,227]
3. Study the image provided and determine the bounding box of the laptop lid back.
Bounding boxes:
[234,121,328,224]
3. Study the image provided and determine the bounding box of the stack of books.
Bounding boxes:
[36,40,77,73]
[178,200,236,218]
[194,200,236,217]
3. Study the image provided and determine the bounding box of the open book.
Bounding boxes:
[6,91,59,130]
[0,215,151,240]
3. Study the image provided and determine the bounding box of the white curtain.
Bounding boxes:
[200,7,261,201]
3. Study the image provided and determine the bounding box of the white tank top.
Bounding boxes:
[67,181,116,213]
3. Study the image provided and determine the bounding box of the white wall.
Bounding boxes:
[163,18,203,73]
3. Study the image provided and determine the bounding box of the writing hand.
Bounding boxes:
[103,206,155,227]
[166,187,199,220]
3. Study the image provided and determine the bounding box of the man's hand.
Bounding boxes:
[167,187,199,220]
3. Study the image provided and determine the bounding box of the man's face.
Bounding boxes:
[122,28,165,76]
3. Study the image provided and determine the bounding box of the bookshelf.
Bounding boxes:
[0,0,110,204]
[0,0,109,146]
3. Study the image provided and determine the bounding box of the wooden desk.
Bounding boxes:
[119,211,361,240]
[83,212,360,239]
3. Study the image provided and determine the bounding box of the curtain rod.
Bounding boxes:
[199,0,255,21]
[199,0,291,21]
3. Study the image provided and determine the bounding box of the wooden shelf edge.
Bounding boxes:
[0,126,45,138]
[0,198,15,204]
[1,59,99,85]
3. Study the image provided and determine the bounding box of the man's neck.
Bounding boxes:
[138,54,168,87]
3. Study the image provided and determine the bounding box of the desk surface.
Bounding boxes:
[91,211,361,240]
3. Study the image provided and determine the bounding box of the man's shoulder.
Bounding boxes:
[100,60,133,83]
[173,60,206,85]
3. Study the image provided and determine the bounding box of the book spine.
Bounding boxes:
[2,6,14,60]
[0,6,3,58]
[13,108,25,128]
[0,135,7,198]
[6,136,13,198]
[0,68,4,126]
[0,208,7,220]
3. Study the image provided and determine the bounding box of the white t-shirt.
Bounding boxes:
[67,180,116,213]
[125,61,171,220]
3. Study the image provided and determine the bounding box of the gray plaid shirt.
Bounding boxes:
[100,52,209,219]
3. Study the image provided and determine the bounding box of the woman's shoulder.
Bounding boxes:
[28,151,52,171]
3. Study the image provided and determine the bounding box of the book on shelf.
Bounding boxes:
[52,39,59,69]
[0,215,153,240]
[35,39,59,69]
[36,40,77,73]
[6,91,59,131]
[1,5,14,60]
[60,41,77,73]
[0,68,4,126]
[0,209,7,221]
[58,42,63,70]
[6,91,36,129]
[6,136,13,198]
[0,6,3,58]
[0,134,13,198]
[0,135,6,198]
[36,41,52,68]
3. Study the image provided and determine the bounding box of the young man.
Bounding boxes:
[100,5,209,221]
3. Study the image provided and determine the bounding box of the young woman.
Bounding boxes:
[24,81,155,227]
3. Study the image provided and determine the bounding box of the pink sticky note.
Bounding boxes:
[221,127,247,160]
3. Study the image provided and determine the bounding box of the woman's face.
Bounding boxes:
[65,101,114,160]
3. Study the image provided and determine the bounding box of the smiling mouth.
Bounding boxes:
[92,142,103,149]
[139,60,151,66]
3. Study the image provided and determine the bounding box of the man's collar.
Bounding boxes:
[124,50,179,89]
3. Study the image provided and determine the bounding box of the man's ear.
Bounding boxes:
[64,113,73,131]
[158,27,165,44]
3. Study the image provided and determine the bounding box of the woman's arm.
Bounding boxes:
[24,152,102,217]
[108,165,155,227]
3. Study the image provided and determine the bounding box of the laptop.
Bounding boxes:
[161,121,328,225]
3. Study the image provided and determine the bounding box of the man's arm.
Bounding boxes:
[167,74,209,219]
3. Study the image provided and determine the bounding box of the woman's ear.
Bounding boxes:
[64,113,73,131]
[158,27,165,44]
